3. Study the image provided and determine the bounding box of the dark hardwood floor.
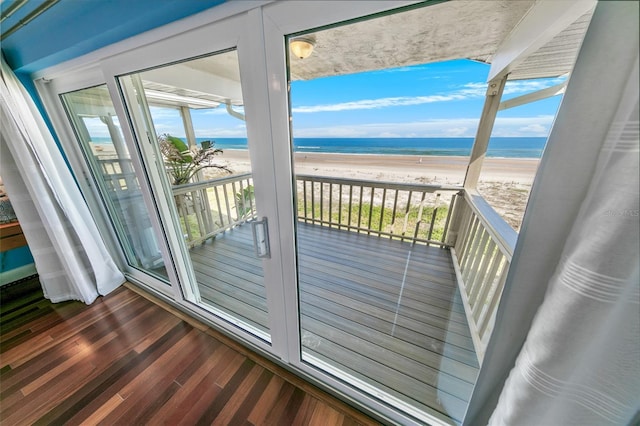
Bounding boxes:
[0,280,379,425]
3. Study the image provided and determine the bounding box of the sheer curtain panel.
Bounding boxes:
[488,52,640,426]
[0,55,124,304]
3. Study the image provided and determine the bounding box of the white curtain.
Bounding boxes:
[0,55,124,304]
[489,56,640,424]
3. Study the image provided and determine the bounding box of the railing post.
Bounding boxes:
[444,191,466,246]
[445,76,507,245]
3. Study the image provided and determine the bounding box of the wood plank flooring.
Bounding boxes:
[190,223,478,425]
[0,280,379,425]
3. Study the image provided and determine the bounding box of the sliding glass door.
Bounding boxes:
[117,49,274,342]
[44,2,480,424]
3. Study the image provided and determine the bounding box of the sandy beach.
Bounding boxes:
[215,150,537,230]
[218,150,539,185]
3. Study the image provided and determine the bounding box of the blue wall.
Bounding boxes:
[1,246,34,273]
[2,0,226,74]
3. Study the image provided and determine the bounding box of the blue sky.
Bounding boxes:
[144,59,564,139]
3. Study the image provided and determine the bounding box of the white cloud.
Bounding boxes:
[195,124,247,138]
[379,131,402,138]
[444,127,470,137]
[292,77,566,114]
[518,123,549,136]
[292,94,468,113]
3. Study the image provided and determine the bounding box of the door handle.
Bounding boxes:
[251,217,270,258]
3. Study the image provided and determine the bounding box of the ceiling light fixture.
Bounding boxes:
[290,36,316,59]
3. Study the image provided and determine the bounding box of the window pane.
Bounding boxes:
[61,85,169,282]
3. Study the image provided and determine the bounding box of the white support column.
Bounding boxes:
[463,76,507,189]
[179,106,197,148]
[498,81,567,111]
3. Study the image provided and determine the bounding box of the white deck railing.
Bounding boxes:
[172,173,256,247]
[449,190,517,364]
[296,175,462,246]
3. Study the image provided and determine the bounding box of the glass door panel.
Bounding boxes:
[287,8,479,425]
[118,50,271,342]
[61,85,169,283]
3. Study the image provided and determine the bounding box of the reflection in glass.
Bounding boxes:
[61,85,168,281]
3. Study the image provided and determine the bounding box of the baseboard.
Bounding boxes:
[0,263,37,286]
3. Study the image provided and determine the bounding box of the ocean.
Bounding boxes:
[213,137,546,158]
[93,137,547,159]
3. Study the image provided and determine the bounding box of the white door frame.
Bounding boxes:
[260,2,445,425]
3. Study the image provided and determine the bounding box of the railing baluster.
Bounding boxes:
[223,182,232,227]
[231,182,239,221]
[338,183,343,230]
[201,187,213,234]
[379,188,387,235]
[302,179,308,223]
[460,216,480,267]
[441,193,456,247]
[248,178,255,216]
[478,262,509,340]
[357,185,364,233]
[462,223,483,281]
[311,181,316,223]
[401,190,413,242]
[367,187,375,235]
[177,194,193,242]
[427,193,441,243]
[390,189,399,240]
[466,229,490,287]
[192,190,206,239]
[471,246,501,316]
[414,192,427,243]
[328,183,333,227]
[238,179,246,221]
[319,182,324,225]
[214,185,224,228]
[468,238,495,304]
[348,184,353,230]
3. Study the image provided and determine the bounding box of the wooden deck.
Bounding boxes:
[190,223,479,424]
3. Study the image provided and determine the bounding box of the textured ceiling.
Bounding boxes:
[289,1,535,81]
[289,1,593,82]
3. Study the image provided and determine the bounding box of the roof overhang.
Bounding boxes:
[108,0,596,108]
